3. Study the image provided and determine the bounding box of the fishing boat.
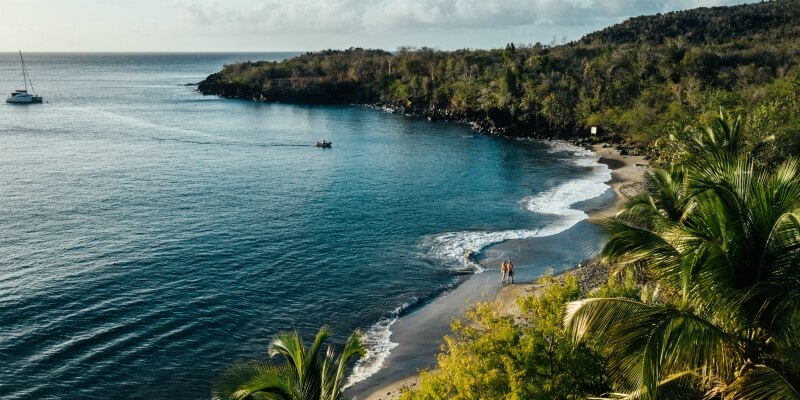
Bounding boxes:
[316,140,332,148]
[7,51,43,104]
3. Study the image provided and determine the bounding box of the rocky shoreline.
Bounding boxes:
[196,73,603,140]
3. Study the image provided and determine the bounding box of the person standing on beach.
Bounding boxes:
[507,260,515,284]
[500,260,508,285]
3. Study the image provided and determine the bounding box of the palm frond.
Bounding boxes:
[625,370,702,400]
[217,327,362,400]
[689,111,744,156]
[319,345,335,400]
[646,166,690,223]
[593,116,800,400]
[565,298,736,400]
[725,365,800,400]
[308,326,332,367]
[269,330,308,381]
[601,218,679,267]
[212,361,296,400]
[328,330,365,400]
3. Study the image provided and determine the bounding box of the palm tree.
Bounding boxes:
[213,326,365,400]
[565,118,800,399]
[656,110,773,165]
[689,111,745,156]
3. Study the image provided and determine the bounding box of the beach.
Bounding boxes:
[586,144,648,220]
[355,142,648,400]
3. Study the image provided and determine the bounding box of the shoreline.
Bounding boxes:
[585,144,648,221]
[355,142,648,400]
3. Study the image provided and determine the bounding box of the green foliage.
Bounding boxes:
[213,326,365,400]
[581,0,800,47]
[401,275,608,400]
[589,270,641,301]
[566,118,800,399]
[518,274,581,335]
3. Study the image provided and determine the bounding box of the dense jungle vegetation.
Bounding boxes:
[199,0,800,162]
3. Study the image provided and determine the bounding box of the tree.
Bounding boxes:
[213,327,365,400]
[565,119,800,399]
[402,275,608,400]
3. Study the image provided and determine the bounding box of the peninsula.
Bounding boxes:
[199,0,800,162]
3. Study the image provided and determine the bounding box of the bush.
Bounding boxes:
[402,274,608,400]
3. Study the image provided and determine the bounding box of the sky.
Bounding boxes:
[0,0,760,52]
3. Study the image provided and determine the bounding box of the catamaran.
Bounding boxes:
[6,51,43,104]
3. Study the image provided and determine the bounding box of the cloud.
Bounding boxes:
[174,0,757,34]
[362,0,536,29]
[174,0,366,33]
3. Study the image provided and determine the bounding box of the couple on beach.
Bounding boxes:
[501,260,514,285]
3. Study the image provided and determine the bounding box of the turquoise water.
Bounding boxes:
[0,53,610,399]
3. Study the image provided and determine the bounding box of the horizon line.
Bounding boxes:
[0,43,553,54]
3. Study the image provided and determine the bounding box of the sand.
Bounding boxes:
[361,376,420,400]
[358,142,648,400]
[586,144,648,220]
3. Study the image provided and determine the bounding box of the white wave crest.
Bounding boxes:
[544,139,593,155]
[420,221,586,274]
[521,141,611,222]
[520,173,611,221]
[422,141,611,272]
[344,299,416,388]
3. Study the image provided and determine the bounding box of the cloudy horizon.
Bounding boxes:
[1,0,759,52]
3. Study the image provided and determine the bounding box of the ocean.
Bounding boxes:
[0,53,611,399]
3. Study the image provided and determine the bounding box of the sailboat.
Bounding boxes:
[6,50,43,104]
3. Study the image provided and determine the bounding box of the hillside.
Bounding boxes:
[581,0,800,45]
[198,0,800,161]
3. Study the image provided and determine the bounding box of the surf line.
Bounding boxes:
[347,140,612,387]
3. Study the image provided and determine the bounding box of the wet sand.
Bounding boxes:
[352,142,648,400]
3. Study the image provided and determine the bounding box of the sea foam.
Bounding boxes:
[344,298,414,388]
[347,141,613,387]
[520,144,611,222]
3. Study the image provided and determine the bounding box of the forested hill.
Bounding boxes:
[198,0,800,160]
[581,0,800,45]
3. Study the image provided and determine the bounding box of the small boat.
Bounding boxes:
[316,140,332,148]
[6,51,43,104]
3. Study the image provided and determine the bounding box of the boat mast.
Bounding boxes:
[18,50,28,92]
[19,50,36,95]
